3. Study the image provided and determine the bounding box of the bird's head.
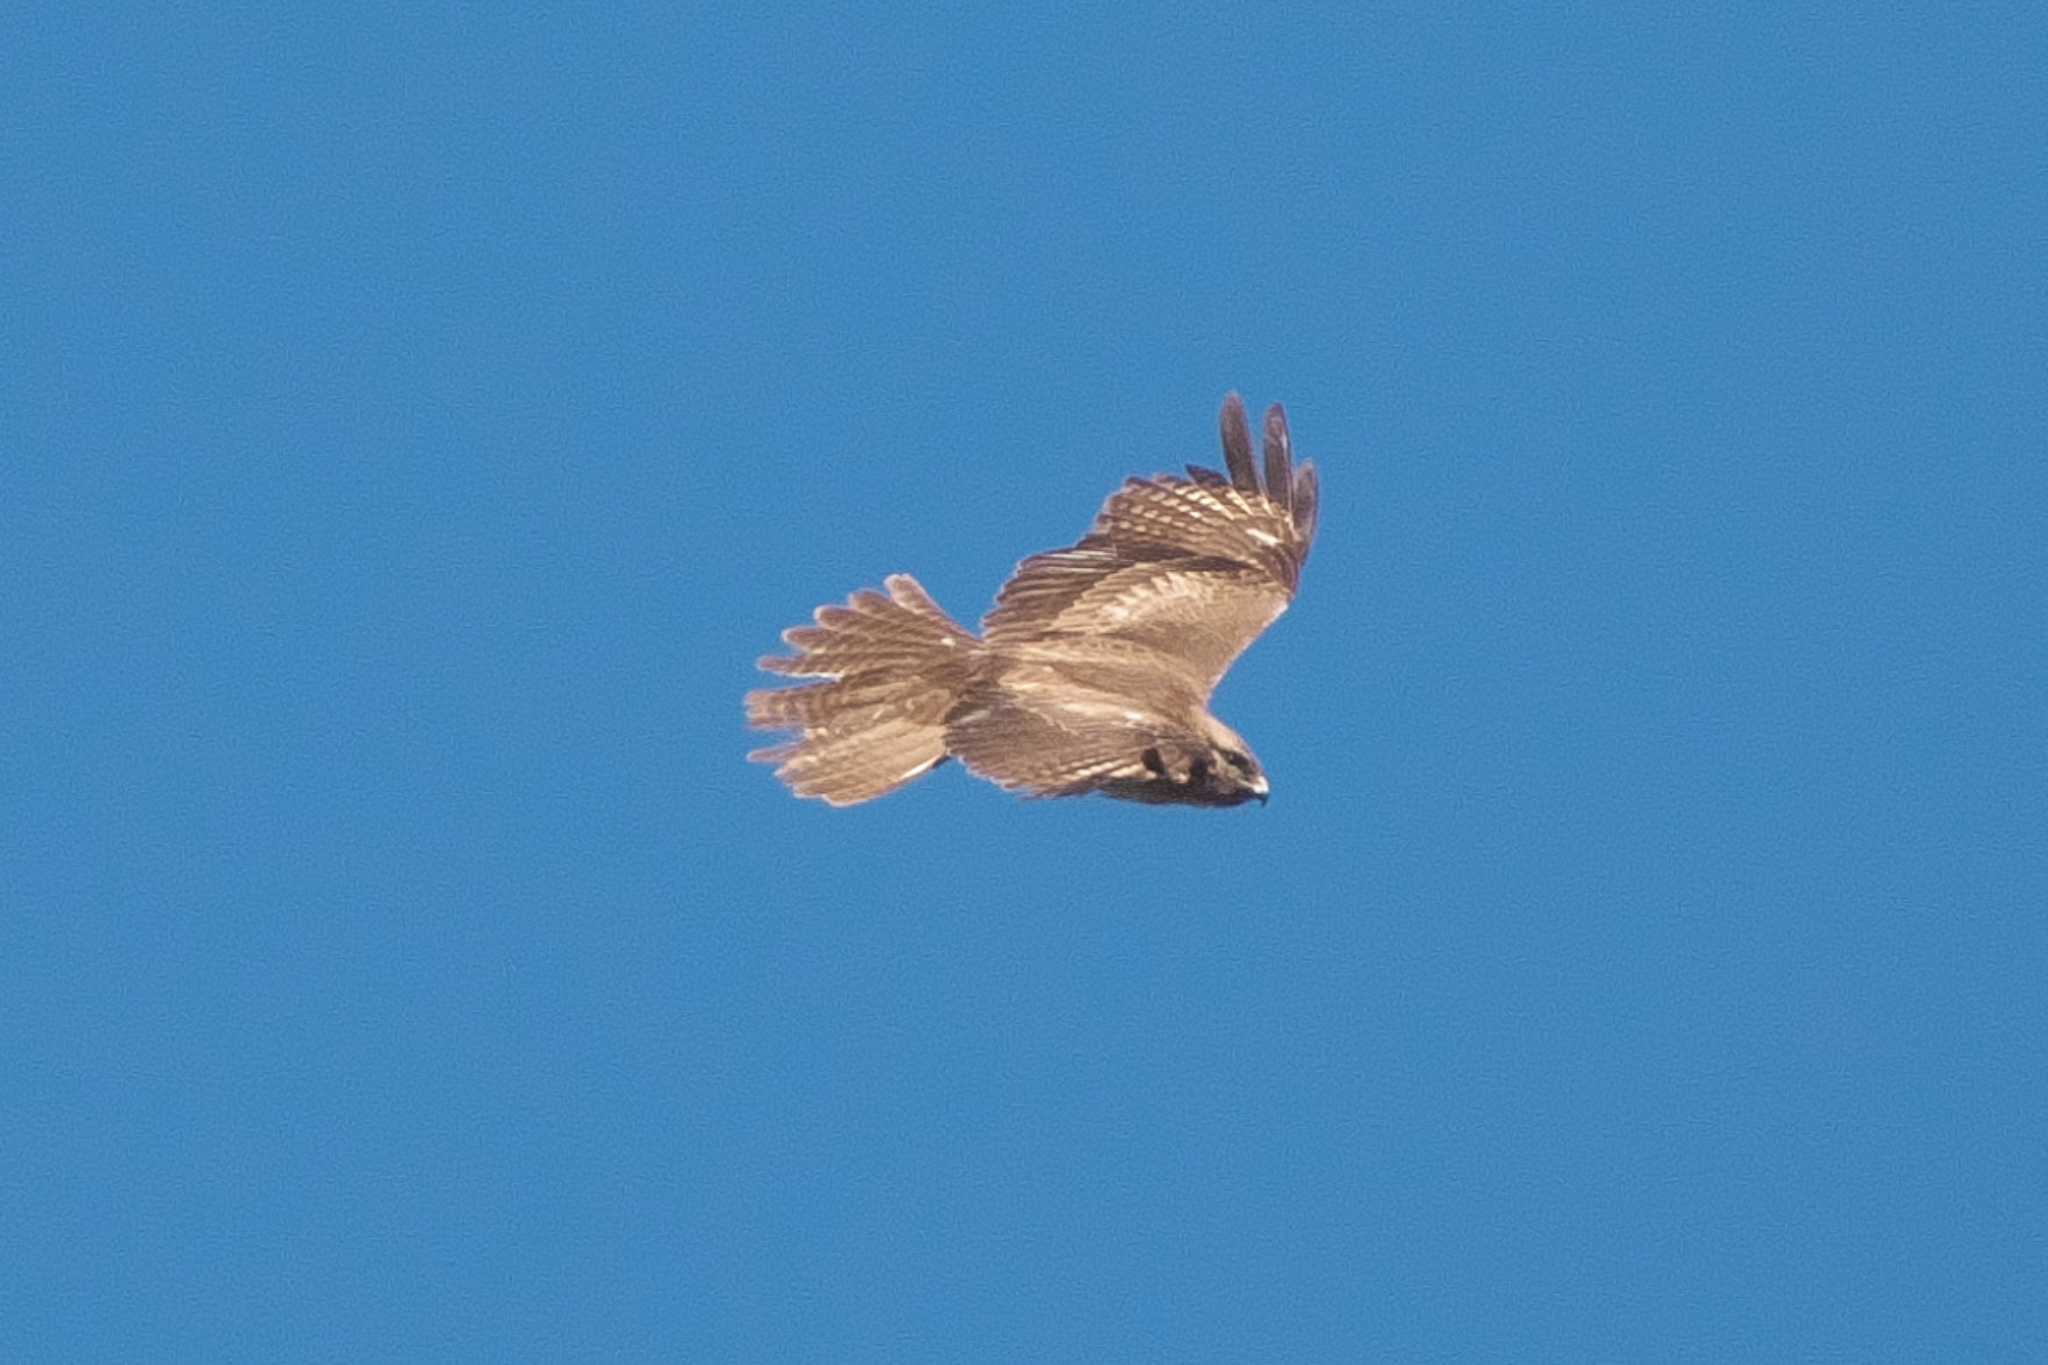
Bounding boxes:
[1190,716,1270,807]
[1100,717,1271,808]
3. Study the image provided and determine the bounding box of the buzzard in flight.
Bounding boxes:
[747,394,1320,808]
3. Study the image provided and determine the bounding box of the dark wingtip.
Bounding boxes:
[1219,393,1259,496]
[1291,459,1319,548]
[1262,403,1292,513]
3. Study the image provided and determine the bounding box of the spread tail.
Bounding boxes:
[746,573,979,806]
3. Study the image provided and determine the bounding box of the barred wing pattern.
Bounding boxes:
[746,393,1320,808]
[942,685,1171,798]
[981,395,1320,700]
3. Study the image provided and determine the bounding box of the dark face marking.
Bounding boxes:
[1097,742,1265,807]
[1210,746,1266,804]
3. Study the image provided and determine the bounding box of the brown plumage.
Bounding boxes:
[746,394,1320,807]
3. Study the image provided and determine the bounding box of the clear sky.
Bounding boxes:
[9,5,2046,1360]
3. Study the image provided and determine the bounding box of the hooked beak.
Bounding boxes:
[1249,774,1270,806]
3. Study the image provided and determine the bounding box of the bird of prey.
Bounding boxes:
[746,394,1320,808]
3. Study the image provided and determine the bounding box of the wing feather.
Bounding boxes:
[1219,393,1260,496]
[944,689,1156,798]
[983,399,1318,699]
[1291,460,1319,546]
[1262,403,1293,516]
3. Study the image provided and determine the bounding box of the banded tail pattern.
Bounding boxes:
[745,573,979,806]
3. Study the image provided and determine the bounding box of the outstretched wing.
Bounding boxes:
[982,394,1320,699]
[942,686,1165,798]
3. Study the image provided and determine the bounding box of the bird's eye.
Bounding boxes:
[1221,749,1250,772]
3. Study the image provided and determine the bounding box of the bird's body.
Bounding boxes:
[746,394,1319,808]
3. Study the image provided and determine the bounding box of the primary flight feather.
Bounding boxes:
[746,394,1320,808]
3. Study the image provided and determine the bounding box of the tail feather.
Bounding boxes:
[759,576,976,679]
[746,574,978,806]
[753,717,948,806]
[745,675,902,730]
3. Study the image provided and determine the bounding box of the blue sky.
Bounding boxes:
[8,5,2046,1359]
